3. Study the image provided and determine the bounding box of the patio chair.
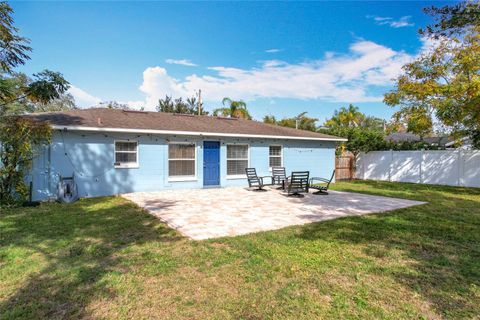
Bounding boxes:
[245,168,271,191]
[272,167,287,189]
[309,170,335,195]
[286,171,310,197]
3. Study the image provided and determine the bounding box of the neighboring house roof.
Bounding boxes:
[445,136,473,149]
[26,108,346,141]
[386,132,453,146]
[423,136,453,146]
[386,132,422,143]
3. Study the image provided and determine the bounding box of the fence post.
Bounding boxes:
[420,149,424,184]
[458,150,463,186]
[362,153,365,180]
[389,149,393,182]
[349,155,354,180]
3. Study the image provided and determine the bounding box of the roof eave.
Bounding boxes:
[51,125,348,142]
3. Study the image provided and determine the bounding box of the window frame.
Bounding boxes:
[268,145,283,171]
[114,140,139,169]
[226,143,250,179]
[167,141,197,182]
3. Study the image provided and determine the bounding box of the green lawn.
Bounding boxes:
[1,181,479,319]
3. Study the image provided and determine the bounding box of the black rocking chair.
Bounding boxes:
[309,170,335,195]
[286,171,310,197]
[245,168,271,191]
[272,167,287,189]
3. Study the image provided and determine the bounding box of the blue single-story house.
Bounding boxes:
[26,108,346,201]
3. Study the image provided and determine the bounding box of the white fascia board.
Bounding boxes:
[51,125,348,142]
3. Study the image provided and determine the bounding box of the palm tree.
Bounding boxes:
[156,95,174,113]
[263,115,277,124]
[342,104,365,127]
[325,104,365,128]
[213,97,251,119]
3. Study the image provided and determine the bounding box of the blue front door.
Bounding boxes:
[203,141,220,186]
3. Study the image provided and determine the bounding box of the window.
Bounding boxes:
[269,145,282,168]
[227,144,249,176]
[114,141,138,168]
[168,143,196,179]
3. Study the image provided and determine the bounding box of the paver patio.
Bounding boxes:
[122,187,425,240]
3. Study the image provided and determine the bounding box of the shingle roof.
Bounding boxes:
[386,132,452,146]
[26,108,346,141]
[386,132,421,142]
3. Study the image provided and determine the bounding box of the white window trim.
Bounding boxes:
[269,144,283,171]
[114,140,139,169]
[226,143,250,179]
[167,141,197,182]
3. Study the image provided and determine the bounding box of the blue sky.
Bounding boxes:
[12,1,436,123]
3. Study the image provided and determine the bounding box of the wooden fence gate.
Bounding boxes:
[335,155,354,180]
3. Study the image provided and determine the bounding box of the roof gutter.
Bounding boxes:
[51,125,348,142]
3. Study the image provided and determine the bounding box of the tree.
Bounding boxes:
[263,115,277,125]
[323,105,385,131]
[0,2,31,75]
[0,2,70,205]
[34,93,76,112]
[157,95,175,113]
[186,96,202,113]
[213,97,251,119]
[0,2,32,106]
[421,1,480,38]
[279,112,317,131]
[156,95,208,115]
[390,106,433,138]
[384,119,408,135]
[323,104,385,131]
[385,21,480,147]
[97,100,137,110]
[320,105,389,171]
[362,116,386,131]
[263,112,318,131]
[0,70,71,117]
[324,104,365,128]
[320,126,387,161]
[0,117,52,205]
[0,3,71,117]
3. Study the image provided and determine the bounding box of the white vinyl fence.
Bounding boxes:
[356,150,480,188]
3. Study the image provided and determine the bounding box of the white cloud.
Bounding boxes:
[259,60,287,68]
[139,67,187,109]
[68,85,102,108]
[68,85,147,110]
[390,16,414,28]
[165,59,197,66]
[324,51,335,59]
[419,35,447,55]
[265,48,282,53]
[367,15,414,28]
[136,39,414,109]
[125,100,145,109]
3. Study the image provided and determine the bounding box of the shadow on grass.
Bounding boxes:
[299,181,480,318]
[0,197,181,319]
[335,179,480,198]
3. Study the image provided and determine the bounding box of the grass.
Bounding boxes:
[0,181,479,319]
